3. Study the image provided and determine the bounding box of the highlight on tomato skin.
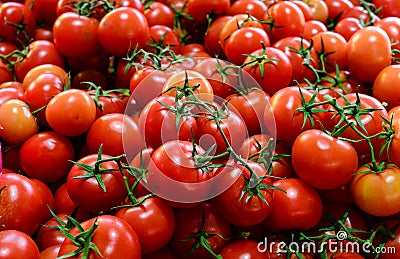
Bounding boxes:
[1,0,400,257]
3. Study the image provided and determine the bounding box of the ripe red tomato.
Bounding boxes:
[263,178,323,232]
[347,26,392,83]
[45,89,97,137]
[0,173,44,235]
[19,131,75,183]
[66,153,128,214]
[373,0,400,18]
[204,15,232,56]
[30,178,56,223]
[22,64,69,91]
[144,2,174,28]
[302,20,328,40]
[57,215,141,259]
[98,7,149,57]
[115,196,175,254]
[324,0,354,20]
[292,129,358,190]
[375,17,400,62]
[373,65,400,110]
[228,0,268,20]
[186,0,230,23]
[0,230,40,259]
[145,25,181,54]
[35,213,68,251]
[0,87,26,107]
[334,17,362,41]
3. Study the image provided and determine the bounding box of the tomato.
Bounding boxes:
[302,0,329,23]
[0,2,36,46]
[263,178,323,232]
[142,246,179,259]
[30,178,56,223]
[0,99,37,145]
[146,140,213,203]
[0,173,44,235]
[0,230,40,259]
[139,95,197,150]
[213,160,273,227]
[243,47,293,96]
[347,26,392,83]
[204,15,232,56]
[186,0,230,23]
[351,165,400,217]
[98,7,149,57]
[14,40,65,82]
[324,0,354,20]
[66,49,110,75]
[334,17,363,41]
[57,215,141,259]
[27,0,58,26]
[144,2,174,28]
[170,202,232,258]
[0,87,26,107]
[45,89,96,137]
[311,31,348,72]
[373,0,400,18]
[228,0,268,20]
[40,245,61,259]
[19,131,75,183]
[219,239,270,258]
[71,69,108,90]
[376,17,400,63]
[87,91,125,119]
[22,64,69,91]
[373,65,400,110]
[115,196,175,254]
[24,73,64,126]
[66,153,128,214]
[263,1,306,44]
[302,20,328,40]
[224,27,270,65]
[292,1,314,21]
[292,129,358,190]
[273,36,319,84]
[35,213,68,251]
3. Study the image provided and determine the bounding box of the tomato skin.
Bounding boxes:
[229,0,268,20]
[302,20,327,40]
[45,89,97,137]
[0,230,40,259]
[115,196,175,254]
[325,0,354,20]
[350,166,400,217]
[347,26,392,83]
[170,202,232,259]
[19,131,75,184]
[53,13,100,59]
[30,178,56,223]
[373,65,400,110]
[0,173,44,235]
[145,25,181,54]
[376,17,400,62]
[40,245,61,259]
[0,87,26,107]
[219,239,270,258]
[144,2,174,28]
[263,178,323,232]
[57,215,141,259]
[292,129,358,190]
[373,0,400,18]
[66,154,128,214]
[22,64,68,91]
[142,246,179,259]
[35,213,68,251]
[303,0,329,23]
[0,99,38,145]
[98,7,149,57]
[186,0,230,23]
[204,15,232,56]
[0,2,36,46]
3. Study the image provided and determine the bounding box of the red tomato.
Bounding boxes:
[263,178,323,232]
[302,0,329,23]
[98,7,149,57]
[27,0,58,26]
[144,2,174,28]
[324,0,354,20]
[292,129,358,190]
[0,173,44,235]
[145,25,181,54]
[262,1,306,44]
[186,0,230,23]
[350,165,400,217]
[219,239,270,258]
[373,65,400,110]
[204,15,232,56]
[22,64,69,91]
[66,153,128,214]
[45,89,97,137]
[115,196,175,254]
[20,131,75,183]
[170,202,232,258]
[0,230,40,259]
[347,26,392,83]
[243,47,293,95]
[35,213,68,251]
[373,0,400,18]
[302,20,328,40]
[40,245,61,259]
[376,17,400,63]
[30,178,55,223]
[142,246,179,259]
[57,215,141,259]
[228,0,268,20]
[0,99,38,145]
[213,160,274,227]
[334,17,363,41]
[0,86,26,107]
[71,69,108,90]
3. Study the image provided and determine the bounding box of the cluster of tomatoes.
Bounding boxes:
[1,0,400,258]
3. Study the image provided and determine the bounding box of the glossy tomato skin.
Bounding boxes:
[30,178,56,223]
[170,202,232,259]
[347,26,392,83]
[20,131,75,183]
[98,7,149,57]
[373,0,400,18]
[186,0,230,23]
[40,245,61,259]
[219,239,270,258]
[35,213,68,251]
[228,0,268,20]
[66,154,128,214]
[53,13,100,59]
[204,15,232,56]
[45,89,97,137]
[263,178,323,232]
[57,215,141,259]
[144,2,174,28]
[0,173,44,235]
[142,246,179,259]
[212,160,273,227]
[292,129,358,190]
[334,17,362,41]
[0,230,40,259]
[350,165,400,217]
[376,17,400,62]
[115,196,175,254]
[373,65,400,110]
[302,20,328,40]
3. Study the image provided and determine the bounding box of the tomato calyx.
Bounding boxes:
[241,43,280,79]
[181,209,224,259]
[358,0,381,27]
[3,17,31,47]
[68,0,115,17]
[0,47,29,75]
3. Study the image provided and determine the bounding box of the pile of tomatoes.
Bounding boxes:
[1,0,400,258]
